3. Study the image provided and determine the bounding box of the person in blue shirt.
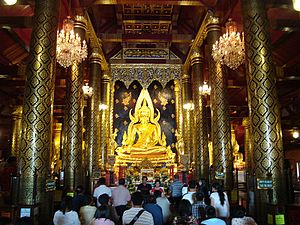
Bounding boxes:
[143,195,163,225]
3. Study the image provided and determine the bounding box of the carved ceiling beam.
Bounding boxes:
[266,0,292,8]
[85,11,109,71]
[0,17,32,28]
[100,33,193,43]
[182,10,211,71]
[272,19,300,31]
[91,0,206,6]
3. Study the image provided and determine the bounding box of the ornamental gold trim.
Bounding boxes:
[111,63,181,88]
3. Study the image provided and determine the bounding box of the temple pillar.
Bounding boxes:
[182,72,194,172]
[191,50,209,179]
[243,117,255,215]
[242,0,285,221]
[86,49,102,185]
[206,16,233,190]
[18,0,59,223]
[174,79,184,164]
[100,72,111,170]
[51,122,62,174]
[62,15,87,190]
[11,105,22,159]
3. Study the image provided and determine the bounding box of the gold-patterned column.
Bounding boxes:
[243,117,253,179]
[243,117,255,215]
[206,16,233,190]
[18,0,59,205]
[174,79,184,164]
[191,50,209,179]
[11,105,22,159]
[182,72,193,171]
[51,122,62,174]
[62,15,86,190]
[86,49,102,180]
[242,0,285,220]
[100,72,111,169]
[174,80,183,136]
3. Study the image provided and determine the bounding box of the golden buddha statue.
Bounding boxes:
[115,89,175,165]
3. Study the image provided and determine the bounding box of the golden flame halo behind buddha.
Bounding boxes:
[115,88,175,166]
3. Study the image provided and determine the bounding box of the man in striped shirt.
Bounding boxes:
[122,192,154,225]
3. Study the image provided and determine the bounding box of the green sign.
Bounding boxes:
[215,171,225,179]
[257,178,273,189]
[46,179,56,192]
[275,214,285,225]
[66,192,75,197]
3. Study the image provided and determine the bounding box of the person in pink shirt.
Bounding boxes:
[112,178,131,217]
[91,205,115,225]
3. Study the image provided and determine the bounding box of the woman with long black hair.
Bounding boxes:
[209,183,230,219]
[53,196,80,225]
[91,205,115,225]
[172,199,198,225]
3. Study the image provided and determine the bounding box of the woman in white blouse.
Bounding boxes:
[209,182,230,219]
[231,205,257,225]
[53,196,80,225]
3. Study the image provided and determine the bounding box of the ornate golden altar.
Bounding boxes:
[114,88,175,166]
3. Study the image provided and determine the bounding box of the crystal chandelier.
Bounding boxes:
[56,17,88,68]
[212,18,245,70]
[199,81,211,96]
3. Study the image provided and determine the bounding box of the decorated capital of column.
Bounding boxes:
[100,71,111,170]
[182,72,194,171]
[191,50,209,179]
[18,0,59,205]
[206,16,233,190]
[86,49,102,179]
[11,105,23,159]
[63,15,87,190]
[242,0,285,220]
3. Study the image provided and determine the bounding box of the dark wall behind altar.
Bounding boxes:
[113,80,176,152]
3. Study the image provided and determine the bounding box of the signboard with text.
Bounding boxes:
[215,171,225,180]
[257,178,273,189]
[45,179,56,192]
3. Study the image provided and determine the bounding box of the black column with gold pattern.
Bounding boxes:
[100,72,110,170]
[242,0,285,220]
[182,72,193,171]
[62,15,86,190]
[11,105,22,159]
[206,16,233,190]
[191,50,209,179]
[86,49,102,181]
[243,117,255,215]
[18,0,59,206]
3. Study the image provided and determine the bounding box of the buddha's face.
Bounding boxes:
[139,106,150,123]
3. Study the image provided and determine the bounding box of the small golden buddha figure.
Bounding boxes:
[116,89,175,164]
